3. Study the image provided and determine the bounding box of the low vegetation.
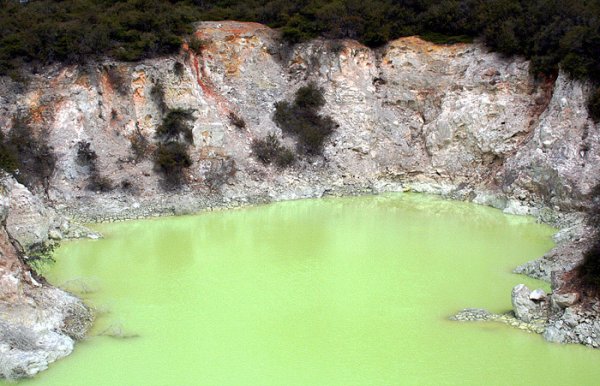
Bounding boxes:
[75,140,113,192]
[153,108,194,188]
[0,115,56,194]
[154,142,192,188]
[155,109,194,145]
[25,242,56,276]
[273,83,337,156]
[251,134,295,168]
[129,127,151,162]
[576,185,600,295]
[228,112,246,130]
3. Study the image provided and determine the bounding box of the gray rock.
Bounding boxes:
[48,229,63,241]
[562,307,579,328]
[552,293,580,309]
[529,288,547,301]
[512,284,548,323]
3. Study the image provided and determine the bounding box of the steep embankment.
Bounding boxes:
[0,176,93,379]
[0,21,599,377]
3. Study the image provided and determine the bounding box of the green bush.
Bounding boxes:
[588,87,600,123]
[154,142,192,188]
[152,107,195,188]
[419,32,473,45]
[25,242,56,276]
[228,112,246,129]
[293,84,326,109]
[273,83,337,156]
[251,134,295,168]
[75,140,113,192]
[0,116,56,193]
[129,127,151,161]
[188,36,206,54]
[0,0,195,75]
[155,109,194,144]
[577,238,600,294]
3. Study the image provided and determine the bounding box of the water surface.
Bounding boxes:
[14,194,600,385]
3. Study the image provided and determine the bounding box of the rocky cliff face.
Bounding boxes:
[0,176,93,379]
[0,21,596,220]
[0,21,599,376]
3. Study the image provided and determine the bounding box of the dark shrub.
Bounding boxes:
[88,174,114,192]
[154,142,192,188]
[75,140,113,192]
[272,84,337,156]
[105,66,129,95]
[155,109,194,144]
[4,117,56,193]
[173,61,185,78]
[251,134,294,168]
[188,36,206,54]
[252,134,280,165]
[293,83,326,109]
[228,112,246,129]
[76,141,97,167]
[129,127,151,162]
[275,147,295,168]
[588,87,600,123]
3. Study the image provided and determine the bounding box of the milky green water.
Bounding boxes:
[12,194,600,385]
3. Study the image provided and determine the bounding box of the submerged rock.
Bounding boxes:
[450,308,546,334]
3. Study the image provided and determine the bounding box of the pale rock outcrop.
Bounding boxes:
[0,21,595,222]
[0,176,93,380]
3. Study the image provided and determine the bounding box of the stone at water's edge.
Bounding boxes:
[511,284,549,323]
[552,292,580,309]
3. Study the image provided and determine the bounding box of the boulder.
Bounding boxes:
[529,288,547,301]
[551,292,580,309]
[512,284,549,323]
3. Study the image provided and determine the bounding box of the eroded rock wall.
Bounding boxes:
[0,176,93,380]
[0,21,596,221]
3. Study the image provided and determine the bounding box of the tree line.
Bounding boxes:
[1,1,598,84]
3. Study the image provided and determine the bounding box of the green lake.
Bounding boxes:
[12,193,600,385]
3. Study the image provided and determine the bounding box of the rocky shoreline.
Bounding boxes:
[0,173,594,380]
